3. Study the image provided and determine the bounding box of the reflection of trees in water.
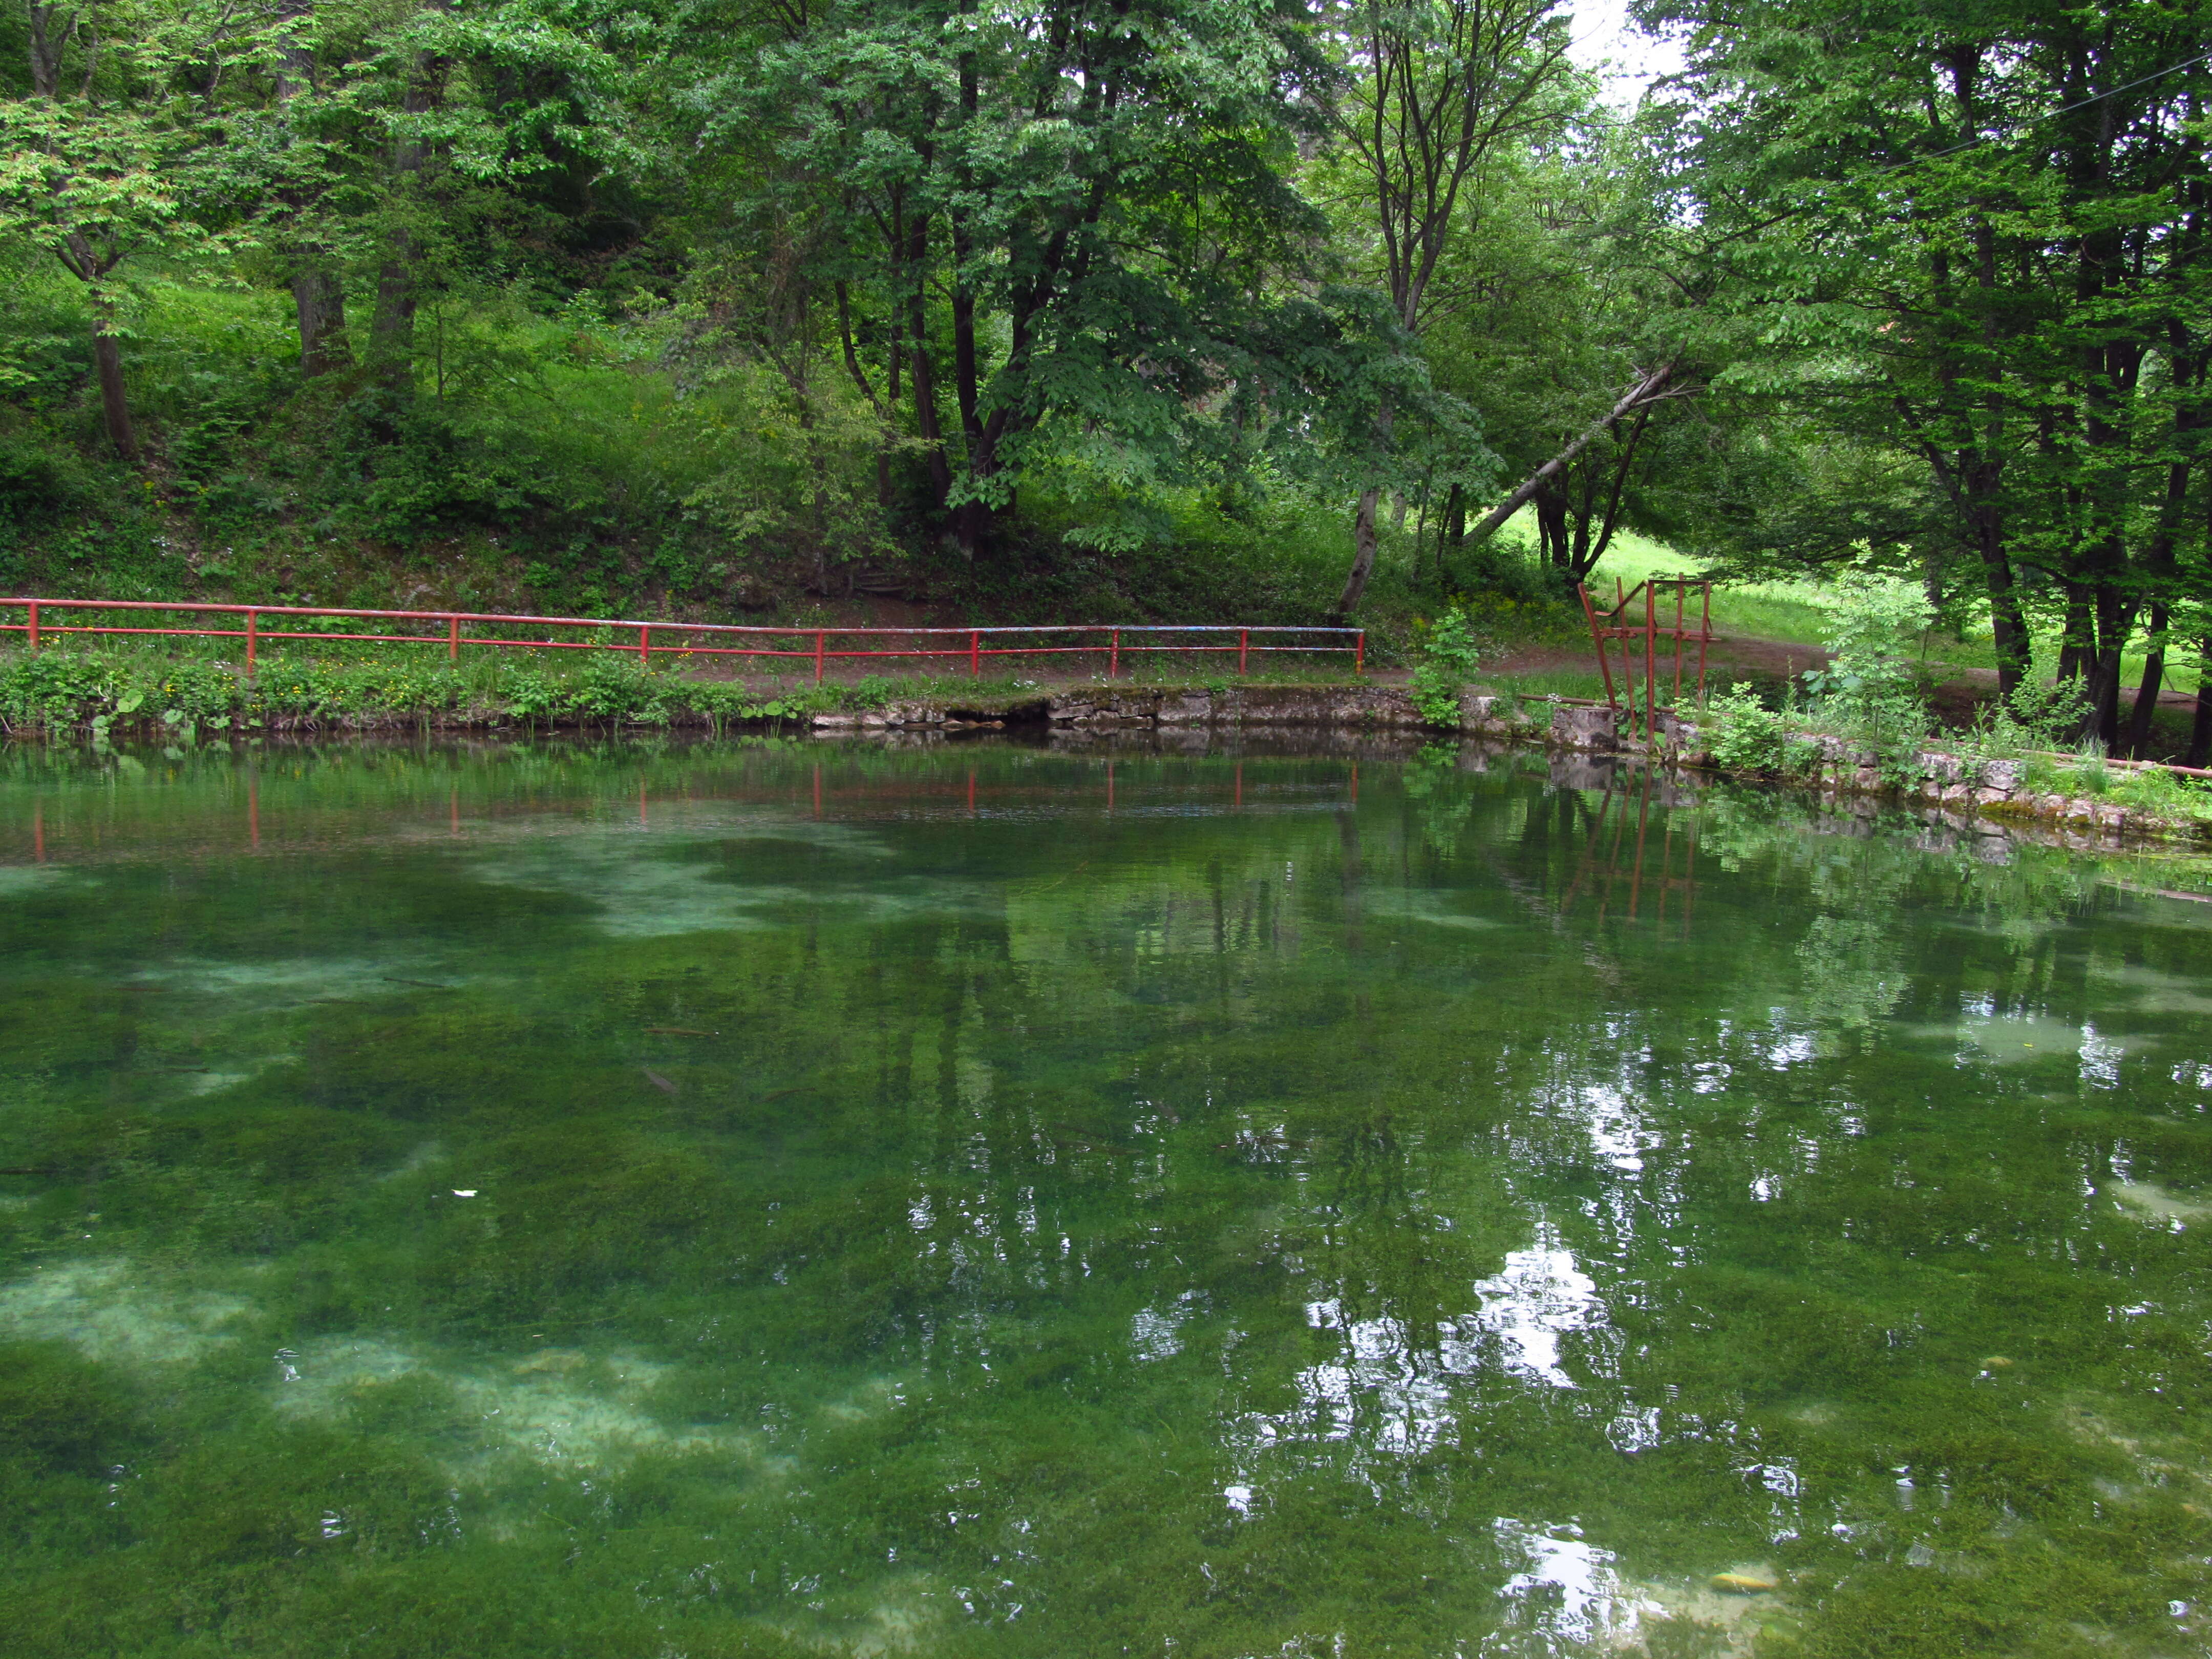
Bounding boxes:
[1795,912,1908,1041]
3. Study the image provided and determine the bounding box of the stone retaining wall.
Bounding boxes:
[805,682,2207,845]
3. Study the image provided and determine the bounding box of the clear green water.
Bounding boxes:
[3,739,2211,1659]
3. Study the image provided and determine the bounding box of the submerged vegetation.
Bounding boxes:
[2,739,2211,1656]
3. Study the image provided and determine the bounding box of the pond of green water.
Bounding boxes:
[2,739,2210,1658]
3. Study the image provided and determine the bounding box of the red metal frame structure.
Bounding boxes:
[3,598,1364,683]
[1577,578,1715,727]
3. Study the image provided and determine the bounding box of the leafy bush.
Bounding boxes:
[0,650,118,727]
[1962,674,2095,764]
[1801,566,1932,715]
[1793,568,1935,781]
[1704,680,1795,775]
[1408,607,1481,725]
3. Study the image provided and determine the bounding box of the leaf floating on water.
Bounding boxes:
[642,1069,678,1095]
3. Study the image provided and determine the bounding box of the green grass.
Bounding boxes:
[1572,524,2198,707]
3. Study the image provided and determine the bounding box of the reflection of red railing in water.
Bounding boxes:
[1577,579,1714,730]
[1560,774,1696,933]
[2,597,1363,683]
[18,759,1362,862]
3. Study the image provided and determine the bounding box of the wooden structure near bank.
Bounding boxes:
[1578,577,1715,726]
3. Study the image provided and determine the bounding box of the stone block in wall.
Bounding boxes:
[1645,710,1698,754]
[1981,759,2023,793]
[1159,692,1215,726]
[1919,751,1966,785]
[1550,704,1620,752]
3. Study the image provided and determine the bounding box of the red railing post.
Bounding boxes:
[1645,583,1658,731]
[1110,629,1120,679]
[1239,628,1249,675]
[245,609,258,672]
[815,631,826,684]
[969,630,981,678]
[1354,631,1365,675]
[1696,583,1713,703]
[1578,583,1618,710]
[449,615,460,662]
[25,600,36,650]
[639,624,651,665]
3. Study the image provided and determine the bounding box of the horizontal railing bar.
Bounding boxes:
[2,598,1356,640]
[1,625,1359,657]
[2,596,1368,686]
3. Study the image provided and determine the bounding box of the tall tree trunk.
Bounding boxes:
[275,25,349,380]
[291,270,350,377]
[2055,586,2092,686]
[89,306,138,462]
[2076,583,2135,751]
[1335,399,1396,616]
[1439,482,1465,573]
[1536,487,1569,570]
[896,204,954,513]
[2125,603,2167,759]
[1979,535,2030,701]
[2189,634,2212,769]
[367,49,437,395]
[369,254,417,391]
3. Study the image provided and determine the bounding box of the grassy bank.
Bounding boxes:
[0,638,1392,741]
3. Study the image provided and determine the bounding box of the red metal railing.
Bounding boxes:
[1578,578,1714,726]
[3,598,1363,682]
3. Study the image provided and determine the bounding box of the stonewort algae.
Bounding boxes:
[1,738,2210,1658]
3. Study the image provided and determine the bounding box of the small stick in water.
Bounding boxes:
[645,1027,715,1037]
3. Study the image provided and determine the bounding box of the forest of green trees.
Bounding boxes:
[0,0,2207,752]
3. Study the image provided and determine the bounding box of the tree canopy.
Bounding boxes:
[1,0,2208,750]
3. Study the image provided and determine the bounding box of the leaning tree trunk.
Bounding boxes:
[1463,364,1679,550]
[1334,487,1382,618]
